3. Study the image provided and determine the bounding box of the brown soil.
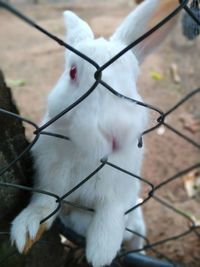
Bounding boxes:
[0,1,200,266]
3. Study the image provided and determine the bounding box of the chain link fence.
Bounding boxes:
[0,0,200,266]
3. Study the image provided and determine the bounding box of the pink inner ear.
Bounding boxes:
[70,65,77,81]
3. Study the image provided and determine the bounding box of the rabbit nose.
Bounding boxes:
[111,137,119,152]
[103,132,120,152]
[98,125,120,152]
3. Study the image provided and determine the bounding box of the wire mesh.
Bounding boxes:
[0,0,200,266]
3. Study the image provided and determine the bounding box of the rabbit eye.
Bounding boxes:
[69,65,77,81]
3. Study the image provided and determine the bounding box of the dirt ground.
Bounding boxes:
[0,0,200,266]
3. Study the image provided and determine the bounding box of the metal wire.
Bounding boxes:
[0,0,199,266]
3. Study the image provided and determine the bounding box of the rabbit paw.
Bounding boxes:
[11,206,52,253]
[86,234,120,267]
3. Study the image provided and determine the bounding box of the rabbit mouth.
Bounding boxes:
[98,126,121,154]
[103,133,121,154]
[111,137,120,153]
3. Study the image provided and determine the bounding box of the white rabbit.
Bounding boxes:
[11,0,176,266]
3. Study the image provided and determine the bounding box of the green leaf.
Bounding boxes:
[150,71,164,81]
[6,79,27,87]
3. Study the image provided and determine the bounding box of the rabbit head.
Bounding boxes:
[47,0,174,160]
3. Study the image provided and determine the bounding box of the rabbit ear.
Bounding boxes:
[63,11,94,46]
[110,0,178,63]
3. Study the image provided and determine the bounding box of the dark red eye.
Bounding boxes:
[69,65,77,81]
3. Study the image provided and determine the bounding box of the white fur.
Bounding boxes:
[11,1,173,266]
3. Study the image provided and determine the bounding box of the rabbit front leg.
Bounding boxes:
[10,195,58,254]
[124,206,146,253]
[86,200,125,267]
[11,139,70,253]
